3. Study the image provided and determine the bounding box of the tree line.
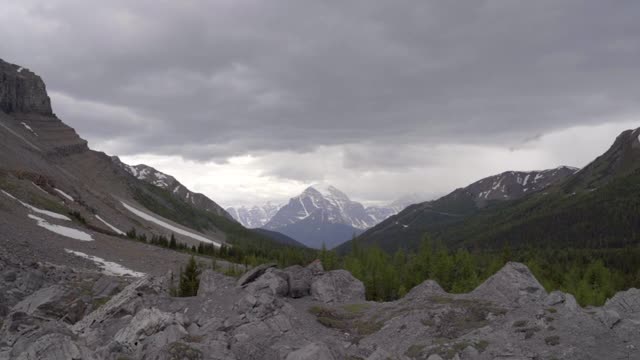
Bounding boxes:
[322,236,640,307]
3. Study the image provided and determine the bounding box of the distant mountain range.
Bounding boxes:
[229,185,423,249]
[336,166,579,253]
[226,203,283,228]
[339,130,640,254]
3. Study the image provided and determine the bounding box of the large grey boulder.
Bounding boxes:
[283,265,313,298]
[72,275,166,344]
[604,288,640,317]
[307,260,325,275]
[237,263,277,287]
[11,284,88,324]
[245,268,289,297]
[286,342,335,360]
[113,307,186,351]
[469,262,547,306]
[14,333,95,360]
[311,270,365,303]
[403,280,446,302]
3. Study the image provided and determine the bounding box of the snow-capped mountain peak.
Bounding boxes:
[226,202,283,228]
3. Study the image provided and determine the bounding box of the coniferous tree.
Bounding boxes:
[179,256,201,297]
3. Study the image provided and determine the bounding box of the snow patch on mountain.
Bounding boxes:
[28,214,93,241]
[54,188,74,202]
[95,215,125,235]
[65,249,144,277]
[120,201,221,247]
[1,190,71,221]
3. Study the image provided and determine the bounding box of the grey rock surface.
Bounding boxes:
[311,269,366,303]
[284,265,312,298]
[0,59,52,115]
[237,263,277,287]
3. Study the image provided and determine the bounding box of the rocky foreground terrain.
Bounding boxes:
[1,247,638,359]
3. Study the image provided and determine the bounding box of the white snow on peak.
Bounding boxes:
[54,188,75,202]
[28,214,93,241]
[1,190,71,221]
[17,67,23,73]
[95,215,125,235]
[120,201,221,247]
[65,249,145,277]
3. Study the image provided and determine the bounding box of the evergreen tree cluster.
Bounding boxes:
[335,236,640,306]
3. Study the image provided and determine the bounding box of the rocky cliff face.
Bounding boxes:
[0,59,52,116]
[1,250,638,360]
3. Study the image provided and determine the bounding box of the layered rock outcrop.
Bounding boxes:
[0,59,52,116]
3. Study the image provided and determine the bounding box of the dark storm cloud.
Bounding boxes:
[3,0,640,163]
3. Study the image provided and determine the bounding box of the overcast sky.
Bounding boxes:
[2,1,640,207]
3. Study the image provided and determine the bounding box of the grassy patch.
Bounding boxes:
[308,305,383,337]
[342,303,371,314]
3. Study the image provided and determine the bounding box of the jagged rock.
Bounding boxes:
[113,307,186,350]
[563,293,579,312]
[10,284,88,324]
[13,333,94,360]
[596,309,621,329]
[426,355,444,360]
[91,275,122,299]
[469,262,547,306]
[604,288,640,316]
[0,59,52,115]
[403,280,446,302]
[72,275,166,344]
[245,269,289,297]
[545,291,566,306]
[285,342,335,360]
[311,270,365,303]
[283,265,312,298]
[237,263,277,287]
[307,260,325,275]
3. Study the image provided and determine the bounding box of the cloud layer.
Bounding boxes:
[2,1,639,205]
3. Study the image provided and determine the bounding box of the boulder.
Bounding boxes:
[245,269,289,297]
[469,262,547,306]
[604,288,640,316]
[72,275,165,341]
[596,309,621,329]
[403,280,446,301]
[113,307,185,349]
[11,285,87,323]
[14,333,94,360]
[91,275,122,299]
[286,342,334,360]
[237,263,277,287]
[307,260,325,276]
[283,265,313,298]
[545,291,566,306]
[311,270,365,303]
